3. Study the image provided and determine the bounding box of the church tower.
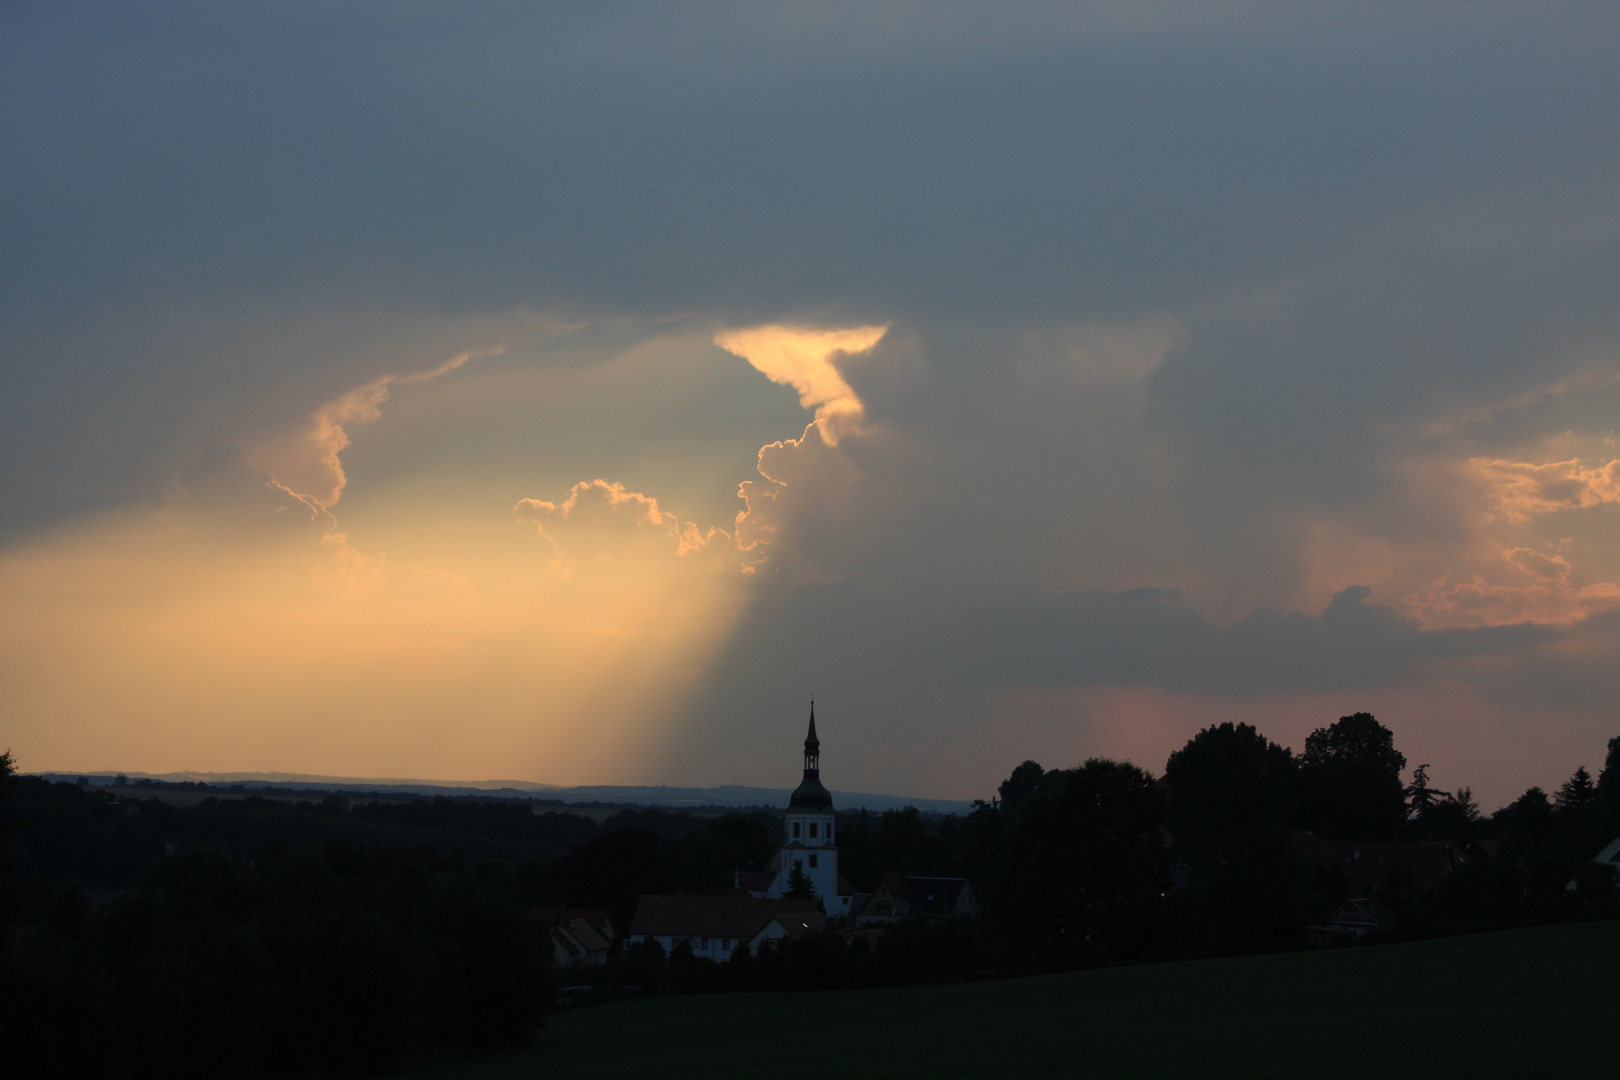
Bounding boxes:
[767,703,850,914]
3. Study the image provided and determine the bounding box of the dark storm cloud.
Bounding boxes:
[955,585,1556,694]
[681,580,1555,718]
[4,4,1620,798]
[4,3,1616,323]
[5,3,1617,541]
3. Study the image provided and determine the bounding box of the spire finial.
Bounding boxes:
[803,698,820,770]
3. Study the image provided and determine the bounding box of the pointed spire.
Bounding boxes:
[789,698,832,810]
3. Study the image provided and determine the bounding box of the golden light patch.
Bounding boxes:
[713,323,888,444]
[252,349,495,508]
[0,485,749,786]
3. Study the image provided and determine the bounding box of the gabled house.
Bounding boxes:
[1565,836,1620,892]
[548,917,613,966]
[1292,832,1466,896]
[1307,898,1395,946]
[1586,836,1620,870]
[532,906,617,967]
[855,876,979,926]
[531,906,616,944]
[626,894,823,962]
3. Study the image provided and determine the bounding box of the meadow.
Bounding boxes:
[409,922,1619,1080]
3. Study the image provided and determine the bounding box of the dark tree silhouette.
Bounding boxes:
[989,758,1169,965]
[1557,766,1597,814]
[1406,764,1449,815]
[1174,826,1315,956]
[1495,786,1555,844]
[1411,783,1480,843]
[1301,712,1407,776]
[998,760,1046,814]
[549,828,672,932]
[1597,735,1620,799]
[785,858,817,901]
[1163,723,1296,856]
[1295,713,1407,840]
[0,749,16,957]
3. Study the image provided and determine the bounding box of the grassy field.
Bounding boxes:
[406,922,1620,1079]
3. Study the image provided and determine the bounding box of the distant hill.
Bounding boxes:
[32,771,976,814]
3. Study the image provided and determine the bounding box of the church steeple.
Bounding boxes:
[788,700,833,810]
[803,700,820,774]
[772,701,845,913]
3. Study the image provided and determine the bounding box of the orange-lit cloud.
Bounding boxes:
[0,333,776,786]
[1407,547,1620,627]
[714,324,888,444]
[515,479,737,577]
[1472,457,1620,523]
[733,420,864,563]
[255,349,494,508]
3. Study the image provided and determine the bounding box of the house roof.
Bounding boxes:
[532,906,614,934]
[628,895,818,939]
[1319,898,1396,927]
[773,910,828,940]
[883,876,971,918]
[1291,833,1464,895]
[1589,837,1620,864]
[737,871,774,893]
[558,917,611,954]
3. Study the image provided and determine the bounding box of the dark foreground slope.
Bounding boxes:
[410,922,1619,1080]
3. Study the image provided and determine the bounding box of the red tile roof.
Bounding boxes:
[531,906,614,938]
[883,876,972,918]
[557,917,610,954]
[629,895,819,939]
[1291,833,1464,895]
[736,871,774,893]
[775,909,828,940]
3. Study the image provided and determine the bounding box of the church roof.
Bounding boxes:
[789,772,834,810]
[789,703,834,809]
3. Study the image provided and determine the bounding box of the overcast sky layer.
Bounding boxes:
[3,3,1619,808]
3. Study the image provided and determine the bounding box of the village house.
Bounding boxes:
[532,907,616,967]
[1306,897,1396,946]
[1291,832,1467,896]
[626,894,824,960]
[1583,835,1620,871]
[630,710,981,951]
[856,876,980,926]
[1565,835,1620,892]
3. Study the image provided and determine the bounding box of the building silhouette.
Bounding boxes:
[740,704,857,916]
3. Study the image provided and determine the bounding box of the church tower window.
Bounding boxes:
[792,822,801,839]
[809,822,818,839]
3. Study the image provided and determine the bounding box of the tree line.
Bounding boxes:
[4,715,1620,1074]
[553,713,1620,991]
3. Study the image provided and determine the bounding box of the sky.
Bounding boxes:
[3,3,1619,808]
